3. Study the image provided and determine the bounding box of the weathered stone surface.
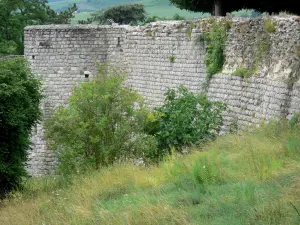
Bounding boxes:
[24,16,300,176]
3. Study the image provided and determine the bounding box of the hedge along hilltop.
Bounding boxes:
[24,15,300,176]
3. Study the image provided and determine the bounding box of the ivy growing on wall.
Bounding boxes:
[204,21,229,80]
[195,20,230,90]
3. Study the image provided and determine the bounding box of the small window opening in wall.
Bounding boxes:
[117,37,121,47]
[32,55,35,60]
[84,71,91,79]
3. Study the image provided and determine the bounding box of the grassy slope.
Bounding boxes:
[1,121,300,224]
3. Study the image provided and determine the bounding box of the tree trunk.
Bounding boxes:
[214,0,224,16]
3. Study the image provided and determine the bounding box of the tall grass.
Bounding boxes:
[1,120,300,224]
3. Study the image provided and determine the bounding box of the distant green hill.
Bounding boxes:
[48,0,206,23]
[48,0,257,24]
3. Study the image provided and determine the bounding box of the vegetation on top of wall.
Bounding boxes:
[263,18,276,33]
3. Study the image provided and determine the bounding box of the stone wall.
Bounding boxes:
[24,25,125,175]
[124,22,207,106]
[24,16,300,175]
[208,75,290,132]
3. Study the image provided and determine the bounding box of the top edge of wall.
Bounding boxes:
[24,24,128,30]
[24,15,299,31]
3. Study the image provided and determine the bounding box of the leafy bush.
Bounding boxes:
[45,64,156,174]
[152,86,226,154]
[0,58,42,198]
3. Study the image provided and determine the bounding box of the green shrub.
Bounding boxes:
[264,18,276,33]
[152,86,226,153]
[45,64,156,174]
[204,22,228,79]
[0,58,42,198]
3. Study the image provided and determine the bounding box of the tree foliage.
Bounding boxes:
[92,4,146,25]
[0,58,42,198]
[169,0,300,16]
[0,0,77,55]
[45,64,157,174]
